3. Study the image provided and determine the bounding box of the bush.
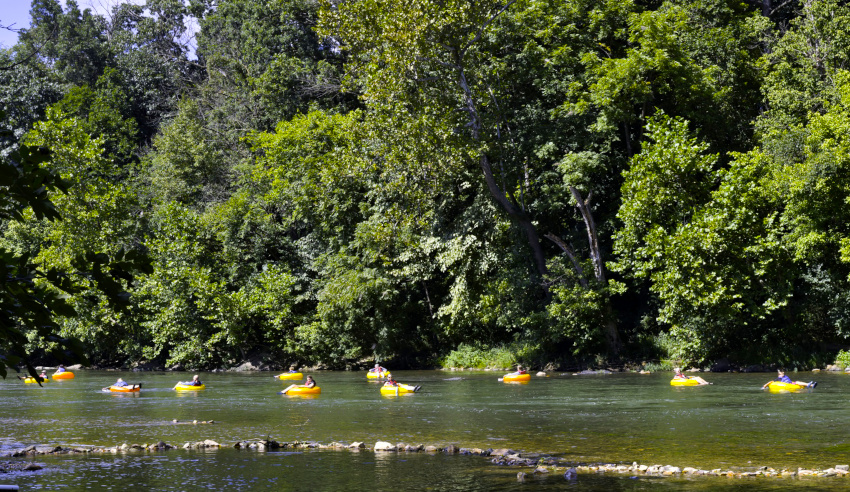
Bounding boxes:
[440,343,541,370]
[835,349,850,369]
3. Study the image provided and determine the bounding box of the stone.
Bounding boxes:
[536,371,547,377]
[683,467,698,474]
[201,440,220,448]
[837,465,849,471]
[349,442,365,449]
[24,463,43,471]
[564,467,577,481]
[534,466,549,474]
[424,446,438,452]
[517,472,527,482]
[490,448,515,456]
[443,444,459,454]
[373,441,396,451]
[638,465,648,472]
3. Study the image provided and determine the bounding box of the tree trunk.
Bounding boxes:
[543,233,588,289]
[569,186,605,284]
[479,154,548,279]
[568,186,621,356]
[454,53,549,280]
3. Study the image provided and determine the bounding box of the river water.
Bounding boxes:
[2,370,848,490]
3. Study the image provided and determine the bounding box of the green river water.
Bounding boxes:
[2,369,849,490]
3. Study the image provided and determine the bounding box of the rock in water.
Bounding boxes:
[373,441,396,451]
[517,472,527,482]
[564,467,577,481]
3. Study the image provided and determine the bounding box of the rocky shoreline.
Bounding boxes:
[3,438,850,481]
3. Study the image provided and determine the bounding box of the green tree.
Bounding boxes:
[0,109,149,376]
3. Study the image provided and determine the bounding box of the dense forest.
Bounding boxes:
[3,0,850,372]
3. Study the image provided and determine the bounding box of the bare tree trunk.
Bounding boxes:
[454,53,548,280]
[568,186,621,355]
[569,186,605,284]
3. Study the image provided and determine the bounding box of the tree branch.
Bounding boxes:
[461,1,516,57]
[544,233,588,289]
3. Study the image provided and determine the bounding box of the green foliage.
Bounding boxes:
[0,109,149,377]
[614,112,718,279]
[835,350,850,369]
[10,0,850,372]
[19,0,110,87]
[440,343,542,370]
[639,360,674,372]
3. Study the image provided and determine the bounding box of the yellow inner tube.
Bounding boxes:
[285,386,321,395]
[23,377,49,383]
[502,373,530,382]
[277,372,303,380]
[670,378,700,386]
[766,381,808,391]
[52,372,74,380]
[108,385,141,392]
[174,383,205,391]
[380,384,417,394]
[367,371,391,379]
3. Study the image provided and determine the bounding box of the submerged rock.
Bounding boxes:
[0,461,42,473]
[443,444,459,454]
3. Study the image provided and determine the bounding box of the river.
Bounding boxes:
[2,369,848,490]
